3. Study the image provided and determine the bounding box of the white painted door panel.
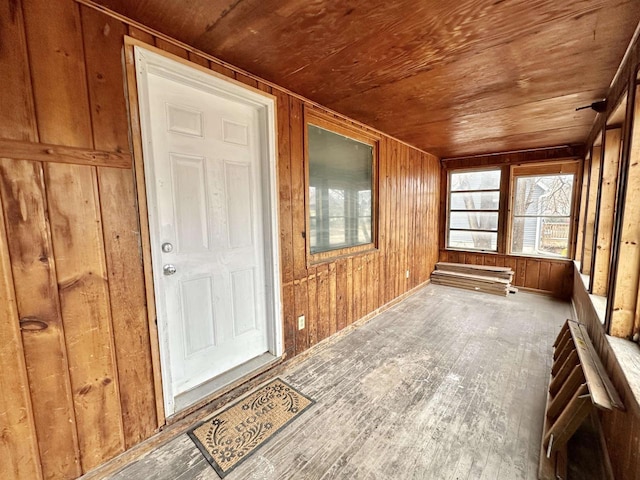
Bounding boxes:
[145,71,269,399]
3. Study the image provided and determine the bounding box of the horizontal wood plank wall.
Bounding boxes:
[439,250,573,298]
[0,1,440,478]
[572,265,640,480]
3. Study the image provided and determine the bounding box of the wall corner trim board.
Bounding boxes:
[0,1,440,478]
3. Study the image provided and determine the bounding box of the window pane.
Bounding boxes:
[511,217,570,257]
[308,124,374,254]
[450,169,501,191]
[329,217,345,244]
[450,191,500,211]
[449,211,498,231]
[513,174,574,216]
[449,230,497,250]
[328,188,345,216]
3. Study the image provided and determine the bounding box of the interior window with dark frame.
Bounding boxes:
[307,121,376,256]
[447,169,501,251]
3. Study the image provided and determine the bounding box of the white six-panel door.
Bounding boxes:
[134,46,282,415]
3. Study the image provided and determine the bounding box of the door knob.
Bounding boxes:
[163,264,177,275]
[161,242,174,253]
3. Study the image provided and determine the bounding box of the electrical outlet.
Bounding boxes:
[297,315,305,330]
[406,269,410,279]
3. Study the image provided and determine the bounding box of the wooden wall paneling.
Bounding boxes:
[293,278,308,354]
[289,98,306,280]
[406,149,415,289]
[414,152,424,284]
[0,0,38,141]
[328,262,337,336]
[367,254,375,314]
[22,0,92,148]
[275,89,295,357]
[82,7,158,447]
[95,166,158,446]
[377,138,388,303]
[548,262,566,297]
[290,97,308,353]
[399,144,409,294]
[0,187,42,480]
[0,139,131,169]
[187,51,210,68]
[362,255,369,316]
[122,39,166,427]
[0,159,81,479]
[362,254,370,316]
[257,81,273,95]
[235,72,258,88]
[368,255,376,313]
[414,151,424,286]
[208,60,237,79]
[346,257,354,325]
[385,141,394,302]
[336,258,347,331]
[154,37,188,59]
[592,128,622,296]
[575,154,591,264]
[127,25,154,44]
[611,86,640,338]
[307,267,318,347]
[390,141,400,300]
[504,256,518,275]
[515,258,527,287]
[44,164,125,471]
[317,264,329,341]
[583,146,603,275]
[80,6,129,154]
[539,261,551,291]
[484,255,497,266]
[352,255,361,321]
[525,259,541,289]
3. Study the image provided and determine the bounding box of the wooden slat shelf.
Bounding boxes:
[539,319,624,480]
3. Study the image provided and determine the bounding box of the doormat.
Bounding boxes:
[188,378,314,478]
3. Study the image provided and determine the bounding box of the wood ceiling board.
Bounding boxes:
[91,0,640,157]
[329,15,626,125]
[419,127,590,159]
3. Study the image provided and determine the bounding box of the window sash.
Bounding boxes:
[447,168,502,251]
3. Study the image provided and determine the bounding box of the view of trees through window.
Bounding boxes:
[511,174,574,257]
[447,169,501,251]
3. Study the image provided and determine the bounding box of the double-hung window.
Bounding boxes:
[509,163,578,258]
[447,168,501,251]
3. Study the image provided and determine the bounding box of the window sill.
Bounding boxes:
[607,335,640,413]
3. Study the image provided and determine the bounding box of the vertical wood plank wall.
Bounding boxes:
[0,1,440,478]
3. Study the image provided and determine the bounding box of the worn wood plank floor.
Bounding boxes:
[109,285,571,480]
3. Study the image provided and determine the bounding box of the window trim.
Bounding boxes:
[506,160,581,259]
[303,108,380,265]
[445,166,503,253]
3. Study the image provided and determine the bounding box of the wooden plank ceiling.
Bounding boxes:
[92,0,640,158]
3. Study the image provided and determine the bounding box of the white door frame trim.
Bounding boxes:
[133,45,282,416]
